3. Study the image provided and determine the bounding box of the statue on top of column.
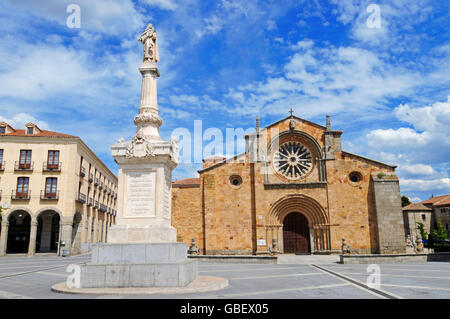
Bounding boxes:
[138,23,159,63]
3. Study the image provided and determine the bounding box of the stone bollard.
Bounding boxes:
[269,239,278,255]
[415,238,424,253]
[341,238,352,254]
[188,238,200,255]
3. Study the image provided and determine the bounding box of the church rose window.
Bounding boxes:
[273,141,312,180]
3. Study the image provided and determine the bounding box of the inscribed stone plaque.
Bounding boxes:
[125,171,156,218]
[257,239,267,246]
[162,169,171,219]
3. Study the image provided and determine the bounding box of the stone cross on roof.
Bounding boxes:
[289,108,294,117]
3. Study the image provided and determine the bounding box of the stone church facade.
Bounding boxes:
[172,115,406,255]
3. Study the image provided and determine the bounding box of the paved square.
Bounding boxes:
[0,255,449,299]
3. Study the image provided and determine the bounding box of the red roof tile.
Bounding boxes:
[203,156,226,162]
[434,197,450,207]
[1,129,78,138]
[172,178,200,187]
[402,203,432,211]
[421,194,450,206]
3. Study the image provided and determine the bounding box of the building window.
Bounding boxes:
[0,127,5,134]
[421,214,426,221]
[27,126,33,134]
[17,177,29,195]
[19,150,32,168]
[349,171,363,183]
[0,149,3,165]
[441,208,446,214]
[229,175,243,187]
[48,150,60,167]
[45,177,58,196]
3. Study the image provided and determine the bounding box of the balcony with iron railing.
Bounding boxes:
[88,197,93,207]
[89,174,94,183]
[14,161,34,171]
[40,190,59,200]
[100,204,107,212]
[94,200,99,209]
[95,178,99,186]
[43,162,61,172]
[75,192,86,203]
[11,190,31,200]
[99,182,103,190]
[80,167,86,177]
[104,185,108,193]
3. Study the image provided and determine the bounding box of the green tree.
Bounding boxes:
[401,195,411,207]
[432,218,448,243]
[416,222,428,241]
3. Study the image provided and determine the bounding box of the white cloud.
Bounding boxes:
[365,97,450,196]
[394,98,450,133]
[195,15,225,38]
[367,97,450,163]
[266,20,277,31]
[289,39,314,50]
[367,128,429,148]
[223,44,421,117]
[6,0,145,36]
[0,113,50,130]
[410,197,422,203]
[141,0,178,11]
[397,164,436,177]
[400,178,450,192]
[0,44,94,100]
[170,95,201,108]
[330,0,435,48]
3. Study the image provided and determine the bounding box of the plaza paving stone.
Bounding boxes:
[0,254,448,299]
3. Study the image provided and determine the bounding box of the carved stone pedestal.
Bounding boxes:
[79,243,197,288]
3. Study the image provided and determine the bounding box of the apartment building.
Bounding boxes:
[0,122,118,256]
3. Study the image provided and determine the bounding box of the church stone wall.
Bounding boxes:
[201,163,254,255]
[171,117,404,255]
[171,186,203,250]
[371,175,406,254]
[325,154,394,254]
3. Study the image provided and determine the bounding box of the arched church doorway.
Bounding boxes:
[36,210,60,253]
[268,194,331,253]
[7,210,31,254]
[283,212,310,254]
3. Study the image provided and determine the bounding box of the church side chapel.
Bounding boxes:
[172,112,407,255]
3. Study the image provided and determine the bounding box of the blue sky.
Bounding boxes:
[0,0,449,202]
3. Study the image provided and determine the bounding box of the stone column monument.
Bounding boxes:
[78,23,197,288]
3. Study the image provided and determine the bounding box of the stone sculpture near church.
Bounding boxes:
[76,23,197,288]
